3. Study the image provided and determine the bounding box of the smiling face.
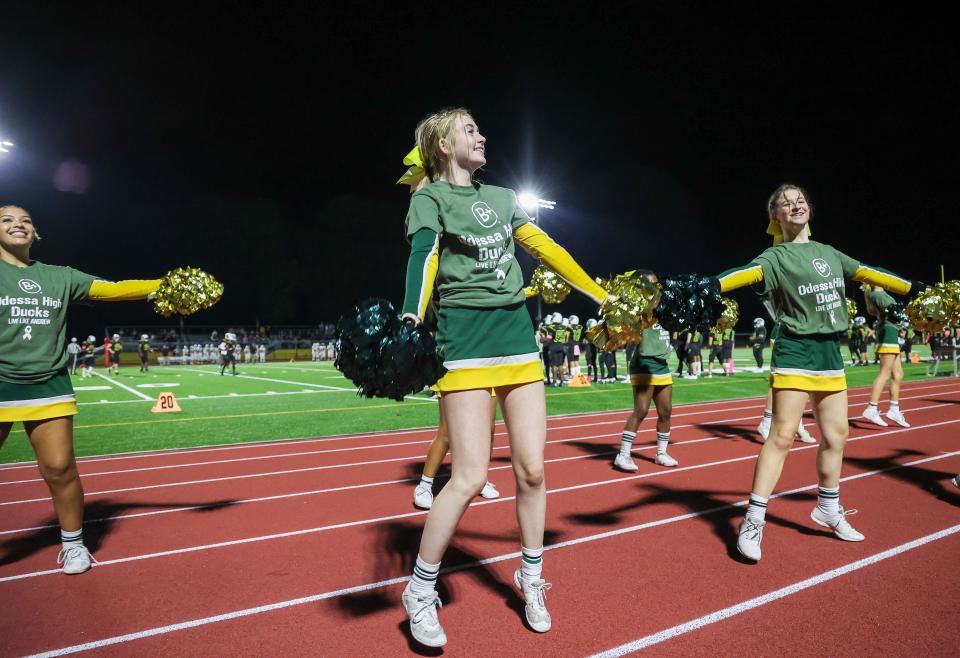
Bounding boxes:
[442,113,486,174]
[0,206,36,252]
[771,187,810,235]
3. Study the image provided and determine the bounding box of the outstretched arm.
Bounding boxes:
[850,265,911,295]
[88,279,162,301]
[513,223,608,304]
[716,264,764,293]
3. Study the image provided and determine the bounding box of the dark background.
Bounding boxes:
[1,2,956,336]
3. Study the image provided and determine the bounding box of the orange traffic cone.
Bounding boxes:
[567,374,591,387]
[151,392,182,413]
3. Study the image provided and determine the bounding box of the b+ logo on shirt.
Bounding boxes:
[471,202,499,228]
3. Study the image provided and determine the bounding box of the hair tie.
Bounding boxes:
[396,146,426,188]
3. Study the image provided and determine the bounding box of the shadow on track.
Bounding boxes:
[335,521,564,651]
[0,497,236,567]
[843,448,960,507]
[562,482,818,564]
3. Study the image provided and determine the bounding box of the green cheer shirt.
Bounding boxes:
[0,260,96,383]
[405,181,531,309]
[638,324,672,358]
[745,242,861,336]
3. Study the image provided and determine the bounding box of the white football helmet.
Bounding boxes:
[753,317,764,327]
[87,335,96,343]
[569,315,579,325]
[586,318,598,329]
[112,333,120,340]
[141,334,149,340]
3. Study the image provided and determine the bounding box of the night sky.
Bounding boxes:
[1,3,956,336]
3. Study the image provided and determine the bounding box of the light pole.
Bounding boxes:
[518,192,557,323]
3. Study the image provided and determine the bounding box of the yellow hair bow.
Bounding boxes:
[396,146,426,189]
[766,219,811,245]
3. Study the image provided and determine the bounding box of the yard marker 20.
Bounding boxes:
[151,392,182,413]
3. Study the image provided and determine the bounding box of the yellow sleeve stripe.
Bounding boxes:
[416,235,440,320]
[852,266,911,296]
[513,223,607,304]
[717,265,763,293]
[88,279,162,301]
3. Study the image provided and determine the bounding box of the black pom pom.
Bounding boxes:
[335,299,446,401]
[654,275,723,333]
[885,301,906,325]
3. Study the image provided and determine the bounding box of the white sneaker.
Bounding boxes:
[413,485,434,510]
[402,582,447,647]
[479,481,500,499]
[885,408,910,428]
[514,569,552,633]
[795,425,816,443]
[757,417,771,441]
[862,405,888,427]
[810,505,865,542]
[736,518,765,561]
[613,453,638,472]
[57,544,93,575]
[654,453,678,467]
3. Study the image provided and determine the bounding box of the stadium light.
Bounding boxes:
[518,190,558,323]
[0,139,13,155]
[518,191,556,213]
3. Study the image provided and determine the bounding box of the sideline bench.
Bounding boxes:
[926,343,959,377]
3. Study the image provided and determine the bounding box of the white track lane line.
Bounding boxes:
[587,524,960,656]
[0,402,770,485]
[2,423,957,583]
[3,414,943,537]
[90,370,152,400]
[3,386,956,492]
[1,378,954,471]
[4,382,959,487]
[2,396,955,505]
[20,456,960,657]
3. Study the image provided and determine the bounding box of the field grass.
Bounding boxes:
[0,345,945,464]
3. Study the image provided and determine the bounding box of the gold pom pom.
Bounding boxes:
[529,265,572,304]
[152,267,224,318]
[712,298,740,331]
[906,281,960,333]
[845,297,858,326]
[589,271,661,351]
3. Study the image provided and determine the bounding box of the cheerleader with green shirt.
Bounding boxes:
[398,108,610,647]
[614,270,679,471]
[713,185,917,562]
[0,205,163,574]
[861,283,910,427]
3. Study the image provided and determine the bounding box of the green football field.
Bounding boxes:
[0,345,944,464]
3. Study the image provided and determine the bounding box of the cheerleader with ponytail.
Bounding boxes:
[397,109,610,647]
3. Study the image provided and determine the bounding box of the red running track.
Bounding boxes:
[0,378,957,656]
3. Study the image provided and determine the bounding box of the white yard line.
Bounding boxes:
[90,371,152,401]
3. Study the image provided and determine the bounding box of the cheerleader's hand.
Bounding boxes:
[401,312,422,328]
[598,293,618,315]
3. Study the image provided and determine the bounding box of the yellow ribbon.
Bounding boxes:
[396,146,426,188]
[766,219,811,245]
